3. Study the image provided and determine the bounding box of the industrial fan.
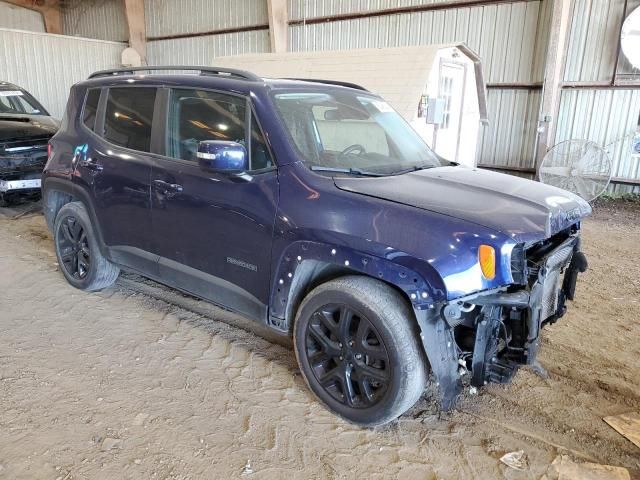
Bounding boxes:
[539,139,613,202]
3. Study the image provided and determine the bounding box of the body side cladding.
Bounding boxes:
[268,240,444,333]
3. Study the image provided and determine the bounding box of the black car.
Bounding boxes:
[0,82,58,206]
[43,67,590,426]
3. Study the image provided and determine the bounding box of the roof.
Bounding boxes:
[214,44,488,122]
[80,68,370,97]
[0,81,20,90]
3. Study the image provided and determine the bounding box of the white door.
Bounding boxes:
[434,62,466,162]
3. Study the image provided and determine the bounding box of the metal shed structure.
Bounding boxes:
[215,44,488,166]
[2,0,639,192]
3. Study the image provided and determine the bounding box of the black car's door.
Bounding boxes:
[74,86,157,274]
[149,88,278,322]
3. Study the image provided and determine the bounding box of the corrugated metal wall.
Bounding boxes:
[145,0,270,65]
[147,30,270,65]
[555,88,640,178]
[477,88,541,170]
[555,0,640,192]
[145,0,268,37]
[564,0,626,82]
[555,87,640,193]
[289,0,549,170]
[0,2,45,32]
[61,0,128,42]
[290,2,544,83]
[0,28,124,118]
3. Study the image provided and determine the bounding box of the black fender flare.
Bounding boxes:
[42,177,111,260]
[268,240,446,332]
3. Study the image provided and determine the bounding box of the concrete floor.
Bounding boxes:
[0,201,638,479]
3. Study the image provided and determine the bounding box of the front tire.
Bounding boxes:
[294,276,428,427]
[53,202,119,291]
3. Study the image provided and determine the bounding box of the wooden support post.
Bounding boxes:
[124,0,146,63]
[534,0,573,177]
[3,0,62,34]
[267,0,288,53]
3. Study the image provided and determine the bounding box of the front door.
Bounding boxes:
[150,88,278,322]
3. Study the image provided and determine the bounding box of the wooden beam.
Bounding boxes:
[3,0,61,34]
[124,0,146,62]
[42,1,61,35]
[267,0,288,53]
[534,0,573,178]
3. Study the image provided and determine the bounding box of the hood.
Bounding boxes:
[334,166,592,242]
[0,114,58,143]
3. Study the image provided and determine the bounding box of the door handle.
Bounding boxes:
[79,158,103,172]
[153,179,183,194]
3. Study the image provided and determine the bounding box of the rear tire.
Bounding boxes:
[293,276,428,427]
[53,202,119,291]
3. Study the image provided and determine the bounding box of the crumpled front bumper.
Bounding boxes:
[469,235,587,386]
[415,234,588,410]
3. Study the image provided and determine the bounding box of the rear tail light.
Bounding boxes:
[47,143,52,158]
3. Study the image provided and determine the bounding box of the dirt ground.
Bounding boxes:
[0,200,638,480]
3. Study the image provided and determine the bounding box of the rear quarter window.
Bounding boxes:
[82,89,101,131]
[103,87,156,152]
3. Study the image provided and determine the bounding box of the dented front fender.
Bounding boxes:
[268,240,447,332]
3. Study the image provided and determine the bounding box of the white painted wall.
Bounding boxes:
[0,28,124,118]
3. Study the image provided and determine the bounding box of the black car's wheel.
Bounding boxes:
[294,276,428,426]
[53,202,119,291]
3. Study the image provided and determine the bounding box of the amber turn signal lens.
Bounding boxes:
[478,245,496,280]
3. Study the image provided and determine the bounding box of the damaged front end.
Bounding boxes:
[417,225,588,409]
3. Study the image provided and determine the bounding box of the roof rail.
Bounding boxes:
[285,78,369,91]
[88,66,261,81]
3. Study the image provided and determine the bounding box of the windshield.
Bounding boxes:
[0,89,45,116]
[272,89,447,175]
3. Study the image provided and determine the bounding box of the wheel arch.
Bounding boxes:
[42,178,75,232]
[42,178,110,259]
[268,241,446,334]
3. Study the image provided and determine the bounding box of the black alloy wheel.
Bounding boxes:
[305,304,391,408]
[56,215,91,279]
[294,276,429,426]
[53,202,120,291]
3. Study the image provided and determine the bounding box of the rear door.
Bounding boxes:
[149,87,278,322]
[74,86,157,273]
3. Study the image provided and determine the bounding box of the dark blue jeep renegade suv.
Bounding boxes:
[42,66,591,426]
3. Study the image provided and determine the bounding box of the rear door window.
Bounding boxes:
[104,87,156,152]
[82,89,101,131]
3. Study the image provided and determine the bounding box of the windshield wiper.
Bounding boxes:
[310,166,386,177]
[390,164,436,176]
